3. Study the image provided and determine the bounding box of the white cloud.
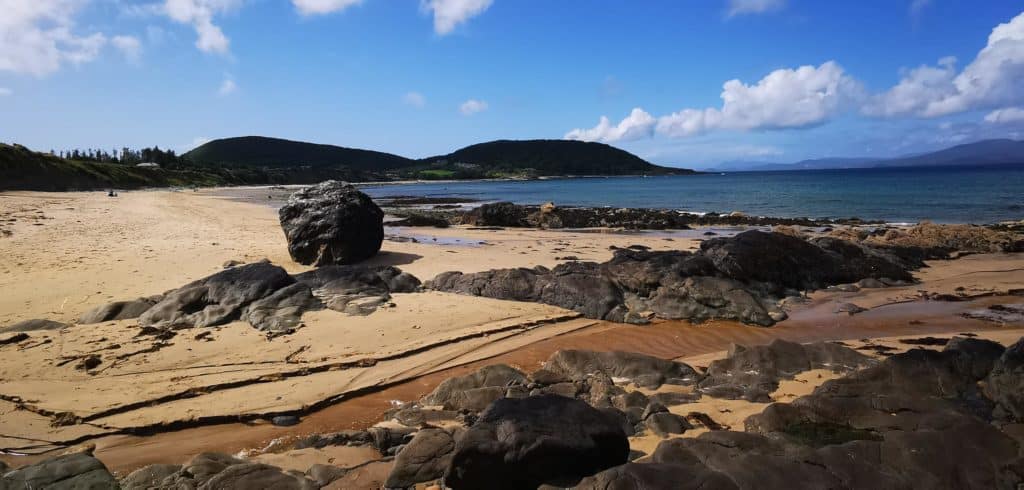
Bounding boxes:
[869,11,1024,118]
[565,108,656,143]
[163,0,240,55]
[459,98,488,115]
[421,0,493,35]
[985,107,1024,124]
[403,91,426,108]
[218,77,236,95]
[183,136,212,151]
[0,0,108,76]
[292,0,361,16]
[726,0,785,17]
[0,87,11,96]
[658,61,861,136]
[862,56,957,117]
[112,35,142,61]
[569,62,860,141]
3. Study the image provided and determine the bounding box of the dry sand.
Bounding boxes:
[1,188,1022,477]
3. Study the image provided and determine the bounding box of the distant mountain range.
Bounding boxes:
[184,136,695,181]
[712,139,1024,172]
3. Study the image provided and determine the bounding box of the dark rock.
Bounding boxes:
[0,451,118,489]
[430,230,918,327]
[985,337,1024,422]
[306,464,348,487]
[540,350,699,387]
[421,364,526,410]
[445,394,630,489]
[182,452,246,484]
[368,425,418,454]
[0,332,29,345]
[271,415,300,426]
[645,412,692,437]
[243,283,321,333]
[649,392,701,407]
[612,391,650,411]
[140,261,294,329]
[79,297,161,324]
[1,319,68,333]
[292,265,419,316]
[834,302,867,315]
[293,430,373,449]
[76,354,102,371]
[385,427,462,488]
[279,181,384,266]
[120,464,182,490]
[389,214,451,228]
[198,462,317,489]
[697,339,874,402]
[573,461,737,490]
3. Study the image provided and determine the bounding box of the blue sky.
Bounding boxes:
[2,0,1024,169]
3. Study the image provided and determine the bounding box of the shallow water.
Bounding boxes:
[359,164,1024,224]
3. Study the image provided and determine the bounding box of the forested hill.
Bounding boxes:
[423,139,695,176]
[183,136,415,170]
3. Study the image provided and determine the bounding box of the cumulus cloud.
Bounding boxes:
[565,108,656,143]
[567,62,860,142]
[218,77,236,95]
[163,0,239,55]
[459,98,488,115]
[403,91,426,108]
[421,0,493,35]
[868,11,1024,118]
[985,107,1024,124]
[292,0,361,16]
[112,35,142,61]
[726,0,785,17]
[0,0,108,76]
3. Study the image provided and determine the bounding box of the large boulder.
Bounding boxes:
[0,451,119,489]
[421,364,527,411]
[385,427,462,488]
[446,394,630,489]
[279,181,384,266]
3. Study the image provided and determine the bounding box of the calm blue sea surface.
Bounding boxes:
[360,165,1024,224]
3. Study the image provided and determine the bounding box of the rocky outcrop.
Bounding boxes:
[1,451,119,489]
[421,364,527,411]
[461,202,855,230]
[385,427,463,488]
[1,319,69,333]
[107,261,421,335]
[279,181,384,266]
[985,337,1024,423]
[429,230,917,326]
[866,221,1024,255]
[697,339,875,402]
[576,337,1024,490]
[139,261,295,329]
[445,394,630,489]
[537,350,699,388]
[119,452,316,489]
[78,296,162,324]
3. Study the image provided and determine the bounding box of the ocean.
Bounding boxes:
[360,164,1024,224]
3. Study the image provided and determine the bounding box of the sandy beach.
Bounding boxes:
[1,188,1022,484]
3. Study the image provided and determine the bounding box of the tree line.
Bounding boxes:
[55,147,186,166]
